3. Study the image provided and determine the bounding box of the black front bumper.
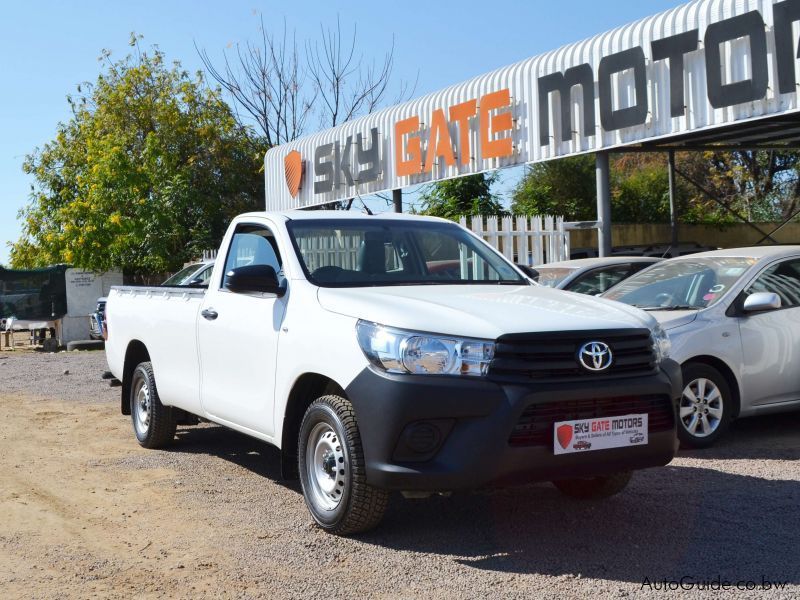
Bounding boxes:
[345,359,681,491]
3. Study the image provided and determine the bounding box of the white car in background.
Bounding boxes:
[161,260,215,287]
[527,257,661,295]
[604,246,800,448]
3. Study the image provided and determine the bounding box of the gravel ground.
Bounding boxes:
[1,349,798,599]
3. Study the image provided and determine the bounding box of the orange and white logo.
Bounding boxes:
[284,150,303,198]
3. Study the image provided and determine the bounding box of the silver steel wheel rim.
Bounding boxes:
[133,378,151,436]
[680,377,723,438]
[305,422,346,511]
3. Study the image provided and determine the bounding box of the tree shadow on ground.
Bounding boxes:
[168,422,799,584]
[362,466,800,584]
[681,410,800,461]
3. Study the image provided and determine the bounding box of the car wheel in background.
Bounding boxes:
[130,361,177,448]
[677,363,733,449]
[298,395,388,535]
[552,471,632,499]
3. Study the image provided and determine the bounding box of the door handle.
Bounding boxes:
[201,308,218,321]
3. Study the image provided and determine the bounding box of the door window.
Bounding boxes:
[745,258,800,309]
[221,224,283,289]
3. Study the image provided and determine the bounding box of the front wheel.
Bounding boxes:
[677,363,732,449]
[553,471,632,499]
[298,395,388,535]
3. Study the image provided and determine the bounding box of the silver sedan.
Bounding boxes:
[604,246,800,448]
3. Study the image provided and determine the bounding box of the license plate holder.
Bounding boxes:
[554,413,648,455]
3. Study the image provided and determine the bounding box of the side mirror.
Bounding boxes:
[225,264,284,296]
[743,292,781,313]
[186,277,205,287]
[516,264,539,280]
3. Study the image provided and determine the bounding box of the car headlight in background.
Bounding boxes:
[356,320,495,377]
[650,323,671,364]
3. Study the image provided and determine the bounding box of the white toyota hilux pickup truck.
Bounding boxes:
[105,210,680,534]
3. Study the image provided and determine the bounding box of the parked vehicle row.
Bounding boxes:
[105,209,798,535]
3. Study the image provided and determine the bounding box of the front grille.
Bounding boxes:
[509,394,674,447]
[489,329,656,382]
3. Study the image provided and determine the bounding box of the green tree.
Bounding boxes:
[511,155,597,219]
[418,172,505,219]
[511,150,800,225]
[10,37,263,276]
[679,150,800,223]
[611,154,673,223]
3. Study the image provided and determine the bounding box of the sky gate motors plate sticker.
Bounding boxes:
[554,414,648,455]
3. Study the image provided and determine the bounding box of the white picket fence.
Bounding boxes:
[459,215,570,265]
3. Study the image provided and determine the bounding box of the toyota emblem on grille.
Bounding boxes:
[578,341,613,371]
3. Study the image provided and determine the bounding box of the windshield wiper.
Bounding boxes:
[633,304,701,311]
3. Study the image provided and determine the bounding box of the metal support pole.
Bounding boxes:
[392,188,402,213]
[595,152,612,257]
[668,150,679,253]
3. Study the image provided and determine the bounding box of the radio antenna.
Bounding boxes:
[354,187,373,215]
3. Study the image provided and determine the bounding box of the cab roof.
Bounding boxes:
[239,210,449,223]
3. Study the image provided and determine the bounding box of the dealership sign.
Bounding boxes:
[265,0,800,210]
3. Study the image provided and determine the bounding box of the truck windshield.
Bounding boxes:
[287,219,525,287]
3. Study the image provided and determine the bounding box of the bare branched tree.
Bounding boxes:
[306,17,393,128]
[196,17,314,147]
[197,14,416,146]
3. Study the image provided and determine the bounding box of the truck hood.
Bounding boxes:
[317,285,655,339]
[648,310,699,331]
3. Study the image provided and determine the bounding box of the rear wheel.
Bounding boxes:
[298,395,388,535]
[130,362,176,449]
[553,471,632,499]
[677,363,732,449]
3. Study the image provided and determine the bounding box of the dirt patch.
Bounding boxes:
[0,397,230,599]
[1,350,799,598]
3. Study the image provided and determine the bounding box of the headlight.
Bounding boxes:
[356,320,495,377]
[651,323,671,364]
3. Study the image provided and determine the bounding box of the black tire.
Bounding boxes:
[130,362,177,449]
[677,363,733,449]
[552,471,632,499]
[298,395,388,535]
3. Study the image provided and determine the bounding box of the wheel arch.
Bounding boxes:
[280,373,346,479]
[681,355,741,418]
[121,340,151,415]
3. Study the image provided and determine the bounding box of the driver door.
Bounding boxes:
[738,257,800,406]
[197,223,287,436]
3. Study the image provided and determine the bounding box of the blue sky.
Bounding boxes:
[0,0,681,265]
